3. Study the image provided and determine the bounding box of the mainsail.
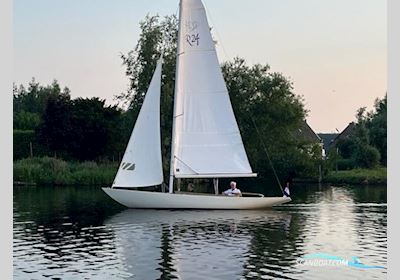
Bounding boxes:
[113,59,163,188]
[171,0,256,178]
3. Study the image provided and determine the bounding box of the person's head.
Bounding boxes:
[230,181,237,189]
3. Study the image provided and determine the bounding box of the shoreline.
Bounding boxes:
[14,157,387,187]
[295,168,387,186]
[13,157,118,187]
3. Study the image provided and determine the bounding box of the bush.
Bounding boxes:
[13,130,50,160]
[13,130,35,160]
[354,145,381,169]
[324,168,386,185]
[13,157,118,186]
[337,158,356,170]
[13,111,40,130]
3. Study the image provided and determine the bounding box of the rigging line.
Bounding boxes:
[250,115,284,193]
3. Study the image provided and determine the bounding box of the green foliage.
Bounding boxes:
[367,96,387,165]
[330,95,386,170]
[14,78,126,162]
[13,130,35,160]
[13,80,72,158]
[353,144,381,169]
[36,96,125,161]
[36,92,72,158]
[13,130,49,160]
[354,107,371,148]
[324,168,386,185]
[117,15,177,108]
[221,58,315,178]
[336,158,356,170]
[333,139,380,170]
[335,137,358,159]
[68,98,125,161]
[13,79,70,127]
[13,157,118,186]
[13,111,40,130]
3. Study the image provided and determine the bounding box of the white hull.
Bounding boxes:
[102,188,291,209]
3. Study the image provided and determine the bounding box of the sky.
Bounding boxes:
[13,0,386,133]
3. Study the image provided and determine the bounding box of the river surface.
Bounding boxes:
[13,184,387,280]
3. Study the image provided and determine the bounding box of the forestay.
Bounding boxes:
[113,59,163,188]
[172,0,255,178]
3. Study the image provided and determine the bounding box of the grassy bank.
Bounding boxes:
[14,157,118,186]
[323,168,387,185]
[14,157,387,187]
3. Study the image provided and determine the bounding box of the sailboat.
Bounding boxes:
[102,0,291,209]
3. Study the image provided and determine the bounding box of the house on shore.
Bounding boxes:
[291,120,324,156]
[317,122,357,157]
[291,120,324,181]
[330,122,357,148]
[318,133,339,154]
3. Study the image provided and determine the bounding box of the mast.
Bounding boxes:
[168,0,183,193]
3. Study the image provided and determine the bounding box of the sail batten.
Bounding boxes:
[113,60,163,188]
[172,0,254,179]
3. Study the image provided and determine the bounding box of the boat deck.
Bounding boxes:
[164,191,264,197]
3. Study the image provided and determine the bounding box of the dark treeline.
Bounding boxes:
[14,15,343,182]
[14,80,128,161]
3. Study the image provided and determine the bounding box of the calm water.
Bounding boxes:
[13,184,387,280]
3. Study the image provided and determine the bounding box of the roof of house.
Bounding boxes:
[331,122,357,147]
[318,133,339,151]
[292,120,322,144]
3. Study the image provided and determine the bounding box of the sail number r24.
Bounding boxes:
[186,33,200,46]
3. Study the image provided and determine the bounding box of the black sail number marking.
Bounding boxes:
[186,33,200,46]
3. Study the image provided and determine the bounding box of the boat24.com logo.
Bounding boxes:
[296,253,385,269]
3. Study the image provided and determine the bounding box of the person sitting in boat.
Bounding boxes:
[187,183,194,192]
[222,181,242,197]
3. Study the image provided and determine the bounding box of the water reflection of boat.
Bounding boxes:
[105,209,293,279]
[105,209,292,226]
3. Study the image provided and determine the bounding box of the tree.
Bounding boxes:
[13,111,40,130]
[37,96,125,161]
[13,79,70,130]
[117,15,313,180]
[353,144,381,169]
[68,98,124,161]
[331,95,386,169]
[222,58,315,178]
[14,78,126,162]
[367,95,387,165]
[36,92,72,158]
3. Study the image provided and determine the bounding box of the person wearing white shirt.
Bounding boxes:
[222,181,242,197]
